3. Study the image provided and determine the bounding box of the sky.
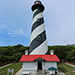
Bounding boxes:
[0,0,75,46]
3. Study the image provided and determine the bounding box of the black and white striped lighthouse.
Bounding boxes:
[29,0,48,55]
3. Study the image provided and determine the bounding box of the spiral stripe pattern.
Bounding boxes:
[29,8,48,55]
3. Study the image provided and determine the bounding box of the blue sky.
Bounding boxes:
[0,0,75,46]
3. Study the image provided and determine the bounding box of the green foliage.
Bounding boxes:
[48,45,75,62]
[0,44,29,65]
[0,44,75,65]
[66,49,75,61]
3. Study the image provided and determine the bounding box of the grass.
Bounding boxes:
[57,62,75,75]
[0,62,22,75]
[0,62,75,75]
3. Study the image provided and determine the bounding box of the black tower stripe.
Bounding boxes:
[31,18,44,33]
[33,9,42,18]
[29,31,46,54]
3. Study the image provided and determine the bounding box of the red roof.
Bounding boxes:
[20,55,60,62]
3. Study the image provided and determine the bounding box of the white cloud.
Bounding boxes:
[7,28,28,37]
[13,28,24,35]
[0,24,28,37]
[0,31,4,33]
[0,42,3,45]
[1,24,7,27]
[0,24,11,32]
[13,41,19,44]
[0,24,29,38]
[0,24,8,31]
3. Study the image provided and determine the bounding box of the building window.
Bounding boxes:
[37,19,40,22]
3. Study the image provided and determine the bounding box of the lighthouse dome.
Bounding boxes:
[31,0,45,11]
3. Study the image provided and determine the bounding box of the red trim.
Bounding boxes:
[20,55,60,62]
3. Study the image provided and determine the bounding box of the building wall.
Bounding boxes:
[22,61,57,74]
[23,62,37,70]
[43,62,57,70]
[23,62,57,70]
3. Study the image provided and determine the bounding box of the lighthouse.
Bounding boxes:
[20,1,60,75]
[29,0,48,55]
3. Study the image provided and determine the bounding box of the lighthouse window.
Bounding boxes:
[37,35,41,41]
[37,19,40,22]
[35,1,40,4]
[36,2,39,3]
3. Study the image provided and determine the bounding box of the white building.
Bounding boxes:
[20,53,60,75]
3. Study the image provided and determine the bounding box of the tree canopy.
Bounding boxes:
[0,44,75,65]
